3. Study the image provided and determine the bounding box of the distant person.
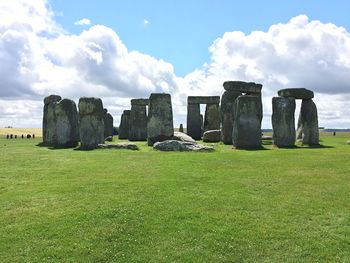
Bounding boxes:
[10,134,13,139]
[21,134,24,139]
[6,134,9,139]
[333,132,336,136]
[27,134,31,139]
[32,134,35,139]
[14,135,17,139]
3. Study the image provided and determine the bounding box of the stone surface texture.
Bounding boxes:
[172,131,196,143]
[78,97,105,150]
[223,81,262,93]
[118,110,130,139]
[272,97,296,147]
[153,140,214,152]
[147,93,174,146]
[278,88,314,99]
[296,99,319,145]
[203,130,221,142]
[232,95,262,149]
[103,109,114,139]
[129,100,148,141]
[203,104,220,132]
[97,143,139,150]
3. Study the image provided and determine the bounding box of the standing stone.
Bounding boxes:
[232,95,261,149]
[118,110,130,139]
[272,97,296,147]
[221,90,241,144]
[147,93,174,146]
[129,99,148,141]
[103,109,114,139]
[54,99,79,147]
[187,103,202,140]
[78,97,105,150]
[43,94,61,144]
[296,99,319,145]
[179,124,184,133]
[203,103,220,132]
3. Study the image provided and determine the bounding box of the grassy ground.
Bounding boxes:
[0,133,349,262]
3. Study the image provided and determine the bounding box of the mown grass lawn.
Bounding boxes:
[0,133,349,262]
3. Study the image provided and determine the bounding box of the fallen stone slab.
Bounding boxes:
[97,143,139,150]
[172,131,196,143]
[203,130,221,142]
[153,140,214,152]
[278,88,314,99]
[223,81,262,94]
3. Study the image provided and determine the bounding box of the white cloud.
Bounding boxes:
[0,1,350,129]
[143,19,149,26]
[74,18,91,26]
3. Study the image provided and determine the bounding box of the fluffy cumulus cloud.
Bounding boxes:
[0,0,350,129]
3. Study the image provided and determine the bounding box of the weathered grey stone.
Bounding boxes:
[220,90,241,144]
[78,97,105,150]
[129,100,148,141]
[54,99,79,147]
[97,143,139,150]
[203,103,220,132]
[187,103,202,140]
[246,92,263,122]
[44,95,62,106]
[103,109,114,140]
[179,124,184,133]
[131,98,149,106]
[232,95,262,149]
[105,136,113,142]
[272,97,296,147]
[203,130,221,142]
[118,110,130,139]
[296,99,319,145]
[188,96,220,104]
[172,131,196,143]
[43,94,61,144]
[223,81,262,93]
[153,140,214,152]
[147,93,174,146]
[278,88,314,99]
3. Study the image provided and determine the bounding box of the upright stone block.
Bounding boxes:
[78,97,105,149]
[103,109,114,139]
[147,93,174,146]
[118,110,130,139]
[187,103,201,140]
[54,99,79,147]
[203,103,220,132]
[221,90,241,144]
[129,99,148,141]
[272,97,296,147]
[232,95,261,149]
[43,94,61,144]
[179,124,184,133]
[296,99,319,145]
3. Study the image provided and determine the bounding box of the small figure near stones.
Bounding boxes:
[333,132,336,136]
[14,135,17,139]
[32,134,35,139]
[179,124,184,133]
[6,134,9,139]
[10,134,13,139]
[27,134,31,139]
[21,134,24,139]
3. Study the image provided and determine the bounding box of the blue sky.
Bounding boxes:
[51,0,350,76]
[1,0,350,128]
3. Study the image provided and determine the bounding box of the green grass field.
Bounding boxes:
[1,134,349,262]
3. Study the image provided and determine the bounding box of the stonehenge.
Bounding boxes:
[272,88,319,147]
[232,95,262,149]
[40,81,321,151]
[187,96,220,140]
[118,110,131,139]
[147,93,174,146]
[78,97,105,150]
[42,95,79,147]
[128,98,148,141]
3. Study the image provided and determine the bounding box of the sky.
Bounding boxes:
[1,0,350,129]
